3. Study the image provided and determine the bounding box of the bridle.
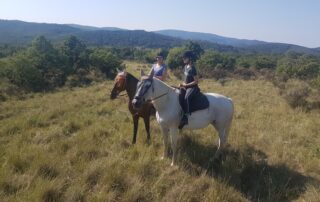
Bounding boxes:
[136,78,169,102]
[112,74,127,97]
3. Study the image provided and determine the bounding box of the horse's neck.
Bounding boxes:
[125,73,138,100]
[152,80,179,112]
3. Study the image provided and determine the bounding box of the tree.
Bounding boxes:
[166,47,186,69]
[89,48,123,78]
[197,51,235,75]
[60,36,89,74]
[253,56,277,70]
[7,53,44,91]
[184,41,204,61]
[27,36,65,88]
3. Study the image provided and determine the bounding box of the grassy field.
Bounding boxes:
[0,62,320,201]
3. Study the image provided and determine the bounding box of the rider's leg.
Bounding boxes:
[178,88,188,129]
[179,88,186,112]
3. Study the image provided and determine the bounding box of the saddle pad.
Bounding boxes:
[189,92,209,114]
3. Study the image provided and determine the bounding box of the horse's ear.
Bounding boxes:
[140,69,146,77]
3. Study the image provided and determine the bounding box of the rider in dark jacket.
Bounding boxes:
[178,51,200,129]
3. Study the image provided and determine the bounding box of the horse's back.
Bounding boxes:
[205,92,232,104]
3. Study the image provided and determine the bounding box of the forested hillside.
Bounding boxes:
[1,20,320,55]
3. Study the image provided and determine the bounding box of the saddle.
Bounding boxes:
[188,91,209,114]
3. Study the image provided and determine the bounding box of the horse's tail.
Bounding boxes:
[225,97,234,139]
[228,97,234,117]
[229,97,234,119]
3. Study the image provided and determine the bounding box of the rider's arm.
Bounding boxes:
[184,75,198,87]
[160,68,167,81]
[183,66,198,87]
[148,65,154,76]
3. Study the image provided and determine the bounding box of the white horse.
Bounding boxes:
[132,72,234,166]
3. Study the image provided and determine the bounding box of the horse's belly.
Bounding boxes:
[156,112,180,128]
[184,109,212,129]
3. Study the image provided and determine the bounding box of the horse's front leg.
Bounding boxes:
[170,128,179,166]
[132,115,139,144]
[160,125,169,159]
[143,116,151,144]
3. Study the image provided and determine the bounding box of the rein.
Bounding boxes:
[149,91,169,102]
[137,78,176,103]
[117,93,127,97]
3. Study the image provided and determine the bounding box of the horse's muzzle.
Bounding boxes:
[110,92,117,100]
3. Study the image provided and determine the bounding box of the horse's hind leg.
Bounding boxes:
[215,128,226,159]
[143,116,151,144]
[132,115,139,144]
[212,122,230,159]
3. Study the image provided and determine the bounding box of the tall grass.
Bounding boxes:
[0,63,319,201]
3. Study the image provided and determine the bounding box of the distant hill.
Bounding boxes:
[155,29,320,55]
[0,20,231,49]
[0,19,185,48]
[155,29,267,47]
[0,19,319,55]
[74,30,184,48]
[66,24,126,31]
[0,20,80,44]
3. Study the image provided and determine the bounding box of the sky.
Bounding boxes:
[1,0,320,48]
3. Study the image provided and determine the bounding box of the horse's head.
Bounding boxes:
[110,71,127,99]
[132,70,154,109]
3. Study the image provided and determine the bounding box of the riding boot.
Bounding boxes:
[178,113,188,129]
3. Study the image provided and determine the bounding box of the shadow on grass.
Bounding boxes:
[178,135,319,202]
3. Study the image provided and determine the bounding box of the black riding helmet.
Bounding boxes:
[182,50,195,61]
[156,51,165,59]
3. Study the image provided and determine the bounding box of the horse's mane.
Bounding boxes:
[124,71,139,83]
[123,71,175,91]
[153,77,176,91]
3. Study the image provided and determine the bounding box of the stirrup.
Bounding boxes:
[178,114,188,129]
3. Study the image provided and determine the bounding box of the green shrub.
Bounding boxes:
[277,53,320,79]
[197,51,235,78]
[282,79,311,108]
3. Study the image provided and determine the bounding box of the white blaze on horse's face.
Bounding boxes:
[132,78,153,109]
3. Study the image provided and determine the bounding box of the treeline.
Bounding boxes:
[0,36,123,92]
[163,42,320,88]
[1,37,320,95]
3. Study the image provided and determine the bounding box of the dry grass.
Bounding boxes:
[0,62,319,201]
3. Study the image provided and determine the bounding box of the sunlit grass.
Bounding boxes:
[0,63,319,201]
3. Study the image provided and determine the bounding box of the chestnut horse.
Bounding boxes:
[110,71,155,144]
